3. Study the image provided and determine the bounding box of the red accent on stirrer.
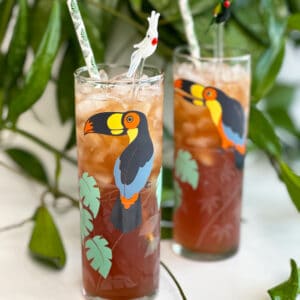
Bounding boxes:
[151,38,158,46]
[224,0,231,8]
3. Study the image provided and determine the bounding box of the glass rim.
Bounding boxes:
[74,63,163,86]
[174,45,251,63]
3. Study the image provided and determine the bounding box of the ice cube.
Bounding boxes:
[111,72,130,82]
[99,69,109,82]
[139,74,149,81]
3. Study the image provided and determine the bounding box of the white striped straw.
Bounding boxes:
[66,0,100,79]
[178,0,201,58]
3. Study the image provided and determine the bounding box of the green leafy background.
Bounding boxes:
[1,0,300,298]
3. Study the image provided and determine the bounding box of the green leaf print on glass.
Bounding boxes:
[80,203,94,241]
[175,149,199,189]
[85,236,112,279]
[79,172,100,218]
[156,167,163,208]
[174,180,182,208]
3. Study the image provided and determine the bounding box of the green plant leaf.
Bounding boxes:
[251,2,287,103]
[29,206,66,269]
[80,203,94,241]
[79,0,113,63]
[252,39,285,102]
[83,0,119,44]
[267,108,300,138]
[263,84,299,137]
[163,166,173,189]
[264,84,295,109]
[56,42,76,124]
[268,259,299,300]
[85,236,112,279]
[288,13,300,31]
[79,172,100,218]
[279,161,300,212]
[174,180,182,208]
[4,0,28,90]
[29,0,54,52]
[175,149,199,189]
[249,106,282,158]
[288,0,300,14]
[161,200,174,239]
[5,148,48,184]
[129,0,142,11]
[0,0,15,45]
[8,0,61,122]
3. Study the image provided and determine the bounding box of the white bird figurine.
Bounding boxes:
[127,10,160,78]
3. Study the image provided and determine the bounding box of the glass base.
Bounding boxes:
[172,242,238,261]
[83,289,157,300]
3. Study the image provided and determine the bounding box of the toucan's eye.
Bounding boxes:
[124,112,140,129]
[203,87,217,101]
[147,34,150,38]
[126,116,133,123]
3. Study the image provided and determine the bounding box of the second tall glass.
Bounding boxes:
[172,46,251,260]
[75,64,163,299]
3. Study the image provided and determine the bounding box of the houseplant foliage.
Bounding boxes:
[0,0,300,294]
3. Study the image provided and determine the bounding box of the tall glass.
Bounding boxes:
[75,64,163,299]
[172,46,251,260]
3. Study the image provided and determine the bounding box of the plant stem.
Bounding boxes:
[0,90,4,127]
[160,261,187,300]
[0,216,33,233]
[4,125,77,165]
[52,189,79,208]
[0,158,79,208]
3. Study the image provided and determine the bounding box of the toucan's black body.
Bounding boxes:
[111,195,142,233]
[215,7,231,23]
[118,115,153,185]
[84,110,154,233]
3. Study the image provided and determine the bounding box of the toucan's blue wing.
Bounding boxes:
[223,124,245,146]
[114,154,154,199]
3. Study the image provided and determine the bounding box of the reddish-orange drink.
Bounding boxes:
[172,47,251,259]
[75,65,163,298]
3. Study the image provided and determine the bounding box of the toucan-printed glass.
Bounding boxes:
[172,46,251,260]
[75,64,163,299]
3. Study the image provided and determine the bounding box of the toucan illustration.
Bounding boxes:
[84,111,154,233]
[174,79,246,169]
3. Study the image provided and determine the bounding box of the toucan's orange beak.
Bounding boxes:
[84,120,94,135]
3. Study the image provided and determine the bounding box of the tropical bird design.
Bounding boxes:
[84,111,154,233]
[211,0,232,24]
[174,79,246,169]
[127,10,160,77]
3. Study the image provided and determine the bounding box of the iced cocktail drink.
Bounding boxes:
[75,65,163,298]
[172,47,251,259]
